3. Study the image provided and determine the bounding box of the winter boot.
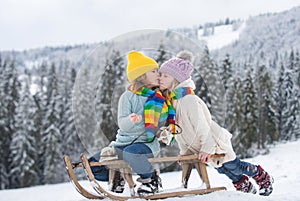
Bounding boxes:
[109,171,125,193]
[252,165,274,196]
[137,170,163,196]
[151,169,163,191]
[233,175,257,194]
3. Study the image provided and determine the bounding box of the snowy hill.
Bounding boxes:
[198,22,246,51]
[1,140,299,201]
[211,6,300,61]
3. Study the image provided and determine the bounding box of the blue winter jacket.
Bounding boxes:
[109,89,161,157]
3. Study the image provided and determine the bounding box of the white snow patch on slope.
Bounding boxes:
[198,22,246,50]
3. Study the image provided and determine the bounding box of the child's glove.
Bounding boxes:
[157,125,173,145]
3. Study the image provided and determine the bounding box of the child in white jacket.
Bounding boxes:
[158,50,273,196]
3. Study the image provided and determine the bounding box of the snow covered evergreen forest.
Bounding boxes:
[0,6,299,190]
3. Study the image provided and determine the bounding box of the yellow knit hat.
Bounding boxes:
[126,51,158,82]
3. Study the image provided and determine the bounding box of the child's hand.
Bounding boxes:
[198,152,211,163]
[129,113,142,124]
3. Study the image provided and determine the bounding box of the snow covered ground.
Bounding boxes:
[1,140,299,201]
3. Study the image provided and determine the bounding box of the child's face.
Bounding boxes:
[145,68,160,87]
[159,73,175,90]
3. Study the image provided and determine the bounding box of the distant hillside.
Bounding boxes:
[0,44,97,71]
[211,6,300,63]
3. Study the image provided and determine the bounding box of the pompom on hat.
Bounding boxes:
[126,51,158,82]
[159,50,194,83]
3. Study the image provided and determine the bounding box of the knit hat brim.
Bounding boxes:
[127,64,158,82]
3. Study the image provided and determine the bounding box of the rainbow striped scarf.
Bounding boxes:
[170,87,195,100]
[129,87,176,142]
[168,87,195,142]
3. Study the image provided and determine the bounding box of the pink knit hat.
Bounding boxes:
[159,50,194,82]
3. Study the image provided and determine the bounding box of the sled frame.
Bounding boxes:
[79,154,226,200]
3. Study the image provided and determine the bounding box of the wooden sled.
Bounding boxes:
[78,153,226,200]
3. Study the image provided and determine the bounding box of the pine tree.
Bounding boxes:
[0,56,9,189]
[42,63,63,184]
[0,57,20,189]
[155,44,171,65]
[282,50,300,140]
[56,61,84,182]
[9,76,38,188]
[31,61,48,185]
[195,46,225,123]
[219,54,236,129]
[275,62,287,141]
[98,50,125,142]
[73,66,105,153]
[293,51,300,139]
[194,46,211,109]
[280,66,294,141]
[228,76,244,152]
[60,65,83,160]
[295,51,300,89]
[241,63,258,156]
[192,70,210,106]
[255,65,277,149]
[220,54,234,92]
[290,50,300,139]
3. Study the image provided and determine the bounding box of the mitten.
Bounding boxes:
[157,126,173,145]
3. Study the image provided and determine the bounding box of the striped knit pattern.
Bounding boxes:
[170,87,195,100]
[129,87,176,142]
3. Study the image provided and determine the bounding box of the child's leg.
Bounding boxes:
[181,163,193,188]
[216,157,258,181]
[180,149,194,188]
[88,150,109,181]
[122,143,154,179]
[216,157,257,194]
[218,157,273,196]
[122,143,161,195]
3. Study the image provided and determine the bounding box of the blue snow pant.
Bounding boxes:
[215,157,258,182]
[89,143,154,181]
[88,150,109,181]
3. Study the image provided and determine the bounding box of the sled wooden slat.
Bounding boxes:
[92,153,225,166]
[146,186,226,199]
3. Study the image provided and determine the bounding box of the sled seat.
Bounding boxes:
[88,154,226,194]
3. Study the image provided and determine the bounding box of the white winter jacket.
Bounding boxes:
[173,78,236,167]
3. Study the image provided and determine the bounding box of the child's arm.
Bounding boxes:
[117,92,136,131]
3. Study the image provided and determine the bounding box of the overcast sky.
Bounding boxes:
[1,0,300,51]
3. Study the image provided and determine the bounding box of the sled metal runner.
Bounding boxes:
[75,153,226,200]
